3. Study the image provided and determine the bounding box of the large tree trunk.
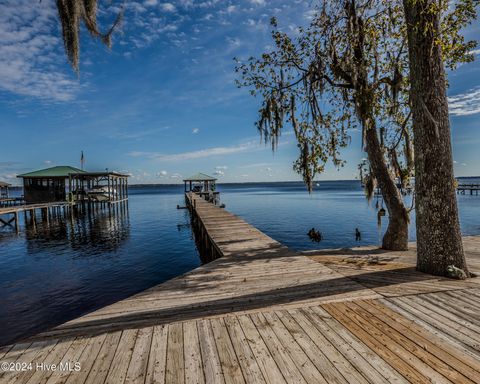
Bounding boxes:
[403,0,468,276]
[365,124,409,251]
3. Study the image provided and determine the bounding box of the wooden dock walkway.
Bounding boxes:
[0,201,74,232]
[457,183,480,195]
[1,192,479,383]
[0,198,128,233]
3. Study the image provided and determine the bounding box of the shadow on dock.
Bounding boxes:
[26,240,478,342]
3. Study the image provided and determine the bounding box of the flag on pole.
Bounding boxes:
[80,151,85,170]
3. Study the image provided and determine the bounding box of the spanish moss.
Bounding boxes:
[56,0,123,72]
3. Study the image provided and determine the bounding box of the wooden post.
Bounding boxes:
[107,176,111,202]
[15,211,19,233]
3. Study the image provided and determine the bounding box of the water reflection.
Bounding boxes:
[22,203,130,254]
[0,203,131,345]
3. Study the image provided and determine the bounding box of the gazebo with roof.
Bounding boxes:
[183,173,217,193]
[0,181,11,198]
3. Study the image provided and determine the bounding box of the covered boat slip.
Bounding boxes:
[68,171,129,204]
[2,193,480,384]
[0,181,10,198]
[0,181,19,208]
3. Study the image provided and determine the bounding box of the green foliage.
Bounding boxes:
[235,0,478,191]
[439,0,479,69]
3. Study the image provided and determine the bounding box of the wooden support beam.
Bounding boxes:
[0,217,11,226]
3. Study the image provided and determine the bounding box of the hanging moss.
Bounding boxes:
[56,0,123,72]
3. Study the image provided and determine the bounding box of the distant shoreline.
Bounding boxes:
[5,176,479,189]
[127,176,480,187]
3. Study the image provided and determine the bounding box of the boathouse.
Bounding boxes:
[17,166,129,204]
[18,166,84,203]
[0,181,11,198]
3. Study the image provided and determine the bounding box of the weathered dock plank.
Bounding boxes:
[2,192,480,383]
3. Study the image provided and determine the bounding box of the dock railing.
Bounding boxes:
[457,183,480,195]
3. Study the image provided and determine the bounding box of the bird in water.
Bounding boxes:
[307,227,322,242]
[355,228,361,241]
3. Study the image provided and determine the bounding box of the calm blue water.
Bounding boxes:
[1,179,479,345]
[219,179,480,250]
[0,185,198,346]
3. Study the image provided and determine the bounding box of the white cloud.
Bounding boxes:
[469,49,480,56]
[157,170,168,177]
[170,173,182,179]
[161,3,177,12]
[0,0,80,101]
[249,0,266,5]
[0,173,18,184]
[128,141,258,161]
[215,165,228,170]
[144,0,158,6]
[238,162,272,169]
[448,87,480,116]
[213,170,224,176]
[226,37,241,48]
[192,128,200,134]
[44,160,52,165]
[304,9,317,20]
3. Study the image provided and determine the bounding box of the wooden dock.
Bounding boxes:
[0,201,74,232]
[1,192,479,383]
[457,184,480,195]
[0,198,128,233]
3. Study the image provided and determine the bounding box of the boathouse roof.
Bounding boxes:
[69,171,130,178]
[183,173,217,182]
[17,166,85,178]
[0,181,11,187]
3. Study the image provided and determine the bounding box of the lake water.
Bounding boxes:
[1,179,479,345]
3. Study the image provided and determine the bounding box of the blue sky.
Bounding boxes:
[0,0,479,185]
